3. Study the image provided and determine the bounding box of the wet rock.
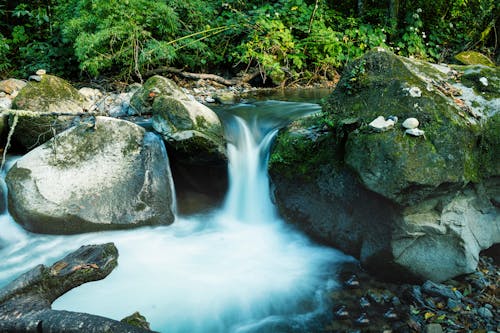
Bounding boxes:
[131,75,226,164]
[422,280,461,300]
[425,323,443,333]
[477,307,493,319]
[6,117,175,234]
[121,312,151,330]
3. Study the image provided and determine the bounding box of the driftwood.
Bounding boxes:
[0,243,155,333]
[144,66,239,86]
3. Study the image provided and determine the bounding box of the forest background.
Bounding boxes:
[0,0,497,86]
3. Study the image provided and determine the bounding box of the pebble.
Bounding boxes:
[383,307,398,320]
[355,313,370,326]
[408,86,422,97]
[447,298,461,312]
[479,77,488,86]
[35,69,46,75]
[369,116,395,132]
[402,117,419,129]
[423,280,461,300]
[405,128,425,137]
[334,305,349,319]
[359,297,371,308]
[345,275,360,288]
[477,306,493,319]
[28,75,42,82]
[425,323,443,333]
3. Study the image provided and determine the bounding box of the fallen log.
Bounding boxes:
[144,66,239,86]
[0,243,155,333]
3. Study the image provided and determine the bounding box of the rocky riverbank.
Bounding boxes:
[329,253,499,332]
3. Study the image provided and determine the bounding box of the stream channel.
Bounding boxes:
[0,91,355,332]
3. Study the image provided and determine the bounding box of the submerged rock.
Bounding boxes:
[270,49,500,282]
[6,117,175,234]
[131,75,226,164]
[11,74,87,150]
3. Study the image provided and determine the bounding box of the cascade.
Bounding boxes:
[0,101,352,333]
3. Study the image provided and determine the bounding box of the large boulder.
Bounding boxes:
[270,49,500,282]
[6,117,175,234]
[131,75,226,164]
[11,74,86,149]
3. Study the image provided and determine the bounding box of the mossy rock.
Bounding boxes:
[480,113,500,176]
[324,49,482,204]
[460,66,500,101]
[11,74,86,149]
[455,51,496,67]
[130,75,187,115]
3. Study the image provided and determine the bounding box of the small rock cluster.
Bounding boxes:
[327,255,499,333]
[368,115,425,138]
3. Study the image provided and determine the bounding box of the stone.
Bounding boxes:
[6,116,175,234]
[402,117,419,129]
[78,87,103,105]
[477,307,493,319]
[0,79,26,96]
[11,74,86,149]
[369,116,395,132]
[405,128,425,137]
[425,323,443,333]
[35,69,47,75]
[131,75,226,164]
[455,51,495,67]
[121,312,151,330]
[270,50,500,282]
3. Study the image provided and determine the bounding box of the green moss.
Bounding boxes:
[460,66,500,100]
[480,113,500,177]
[269,113,340,181]
[455,51,496,67]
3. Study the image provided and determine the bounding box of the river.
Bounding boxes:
[0,97,354,332]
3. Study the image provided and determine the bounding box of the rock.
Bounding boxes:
[28,75,42,82]
[477,307,493,319]
[368,116,395,132]
[425,323,443,333]
[11,74,86,149]
[213,90,239,104]
[0,243,155,332]
[131,75,226,164]
[455,51,496,67]
[421,280,461,300]
[0,78,26,96]
[402,117,419,129]
[0,97,11,110]
[405,127,425,137]
[121,312,151,330]
[35,69,47,75]
[270,50,500,282]
[6,117,175,234]
[78,87,103,105]
[407,86,422,97]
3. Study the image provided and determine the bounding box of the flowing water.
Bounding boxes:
[0,100,353,332]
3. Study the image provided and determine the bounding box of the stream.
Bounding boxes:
[0,98,354,332]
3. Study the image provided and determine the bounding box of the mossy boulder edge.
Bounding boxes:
[270,49,500,282]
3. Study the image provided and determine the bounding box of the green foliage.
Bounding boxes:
[0,0,497,82]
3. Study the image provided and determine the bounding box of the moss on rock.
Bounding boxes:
[455,51,496,67]
[11,74,86,149]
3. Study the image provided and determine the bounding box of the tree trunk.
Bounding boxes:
[0,243,156,333]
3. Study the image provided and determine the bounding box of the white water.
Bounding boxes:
[0,101,353,332]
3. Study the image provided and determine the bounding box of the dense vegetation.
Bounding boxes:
[0,0,498,85]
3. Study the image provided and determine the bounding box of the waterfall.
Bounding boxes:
[0,100,353,333]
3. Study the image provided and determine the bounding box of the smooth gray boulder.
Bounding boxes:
[6,116,175,234]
